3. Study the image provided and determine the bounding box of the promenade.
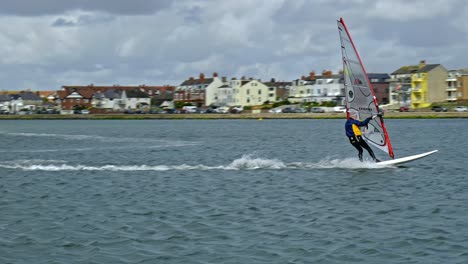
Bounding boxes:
[1,112,467,120]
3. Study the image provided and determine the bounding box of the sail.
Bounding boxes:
[337,18,394,159]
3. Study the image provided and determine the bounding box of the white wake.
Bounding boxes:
[0,154,392,171]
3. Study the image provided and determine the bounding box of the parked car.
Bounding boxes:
[399,106,410,112]
[214,107,229,114]
[268,108,283,113]
[230,106,243,113]
[310,107,325,113]
[454,106,467,112]
[431,106,447,112]
[281,107,294,113]
[163,108,179,114]
[294,108,307,113]
[80,109,90,114]
[182,106,198,113]
[334,106,346,113]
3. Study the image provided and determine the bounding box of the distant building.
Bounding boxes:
[263,78,292,102]
[56,87,95,112]
[447,68,468,104]
[367,73,390,105]
[457,69,468,104]
[388,60,448,109]
[389,64,419,108]
[289,71,345,105]
[231,77,272,106]
[175,73,224,107]
[0,92,42,113]
[410,60,448,108]
[56,85,172,113]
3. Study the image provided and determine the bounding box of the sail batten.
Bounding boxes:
[337,18,394,159]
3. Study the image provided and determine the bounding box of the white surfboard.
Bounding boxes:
[377,150,438,166]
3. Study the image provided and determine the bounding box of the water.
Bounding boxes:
[1,119,467,264]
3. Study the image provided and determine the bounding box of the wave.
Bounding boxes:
[0,143,200,153]
[0,155,392,171]
[0,132,199,153]
[2,132,199,145]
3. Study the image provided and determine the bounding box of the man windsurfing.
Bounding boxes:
[345,111,381,162]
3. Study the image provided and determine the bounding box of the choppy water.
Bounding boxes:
[1,119,467,264]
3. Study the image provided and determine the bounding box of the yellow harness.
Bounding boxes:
[352,124,362,136]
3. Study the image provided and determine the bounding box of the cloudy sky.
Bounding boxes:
[1,0,467,90]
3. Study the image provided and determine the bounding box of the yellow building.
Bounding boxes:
[411,61,448,109]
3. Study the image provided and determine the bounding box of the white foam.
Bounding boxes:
[227,154,286,170]
[0,155,393,171]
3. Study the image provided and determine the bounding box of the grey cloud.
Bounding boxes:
[51,14,115,27]
[51,18,76,27]
[1,0,468,90]
[0,0,172,16]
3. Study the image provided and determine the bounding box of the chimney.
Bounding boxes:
[270,78,276,82]
[301,75,306,80]
[199,73,205,83]
[419,60,426,69]
[241,76,246,80]
[309,71,315,80]
[222,76,227,82]
[322,70,332,77]
[213,72,218,77]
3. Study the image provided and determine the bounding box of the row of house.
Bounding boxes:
[0,92,44,113]
[1,60,467,114]
[289,60,468,109]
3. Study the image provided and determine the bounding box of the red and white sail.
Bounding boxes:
[337,18,394,159]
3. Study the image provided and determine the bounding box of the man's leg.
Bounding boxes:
[358,136,378,161]
[349,136,364,162]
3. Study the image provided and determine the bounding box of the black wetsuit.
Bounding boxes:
[345,117,378,162]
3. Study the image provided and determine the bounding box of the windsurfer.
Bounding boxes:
[345,112,381,162]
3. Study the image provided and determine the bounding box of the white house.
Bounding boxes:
[231,78,272,106]
[92,89,126,111]
[289,71,345,104]
[0,92,42,113]
[216,84,234,106]
[125,89,151,110]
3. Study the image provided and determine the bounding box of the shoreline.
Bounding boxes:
[1,112,468,120]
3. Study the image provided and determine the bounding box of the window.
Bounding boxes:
[247,89,250,95]
[247,99,250,103]
[258,90,261,95]
[269,87,274,91]
[84,99,88,103]
[269,93,274,97]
